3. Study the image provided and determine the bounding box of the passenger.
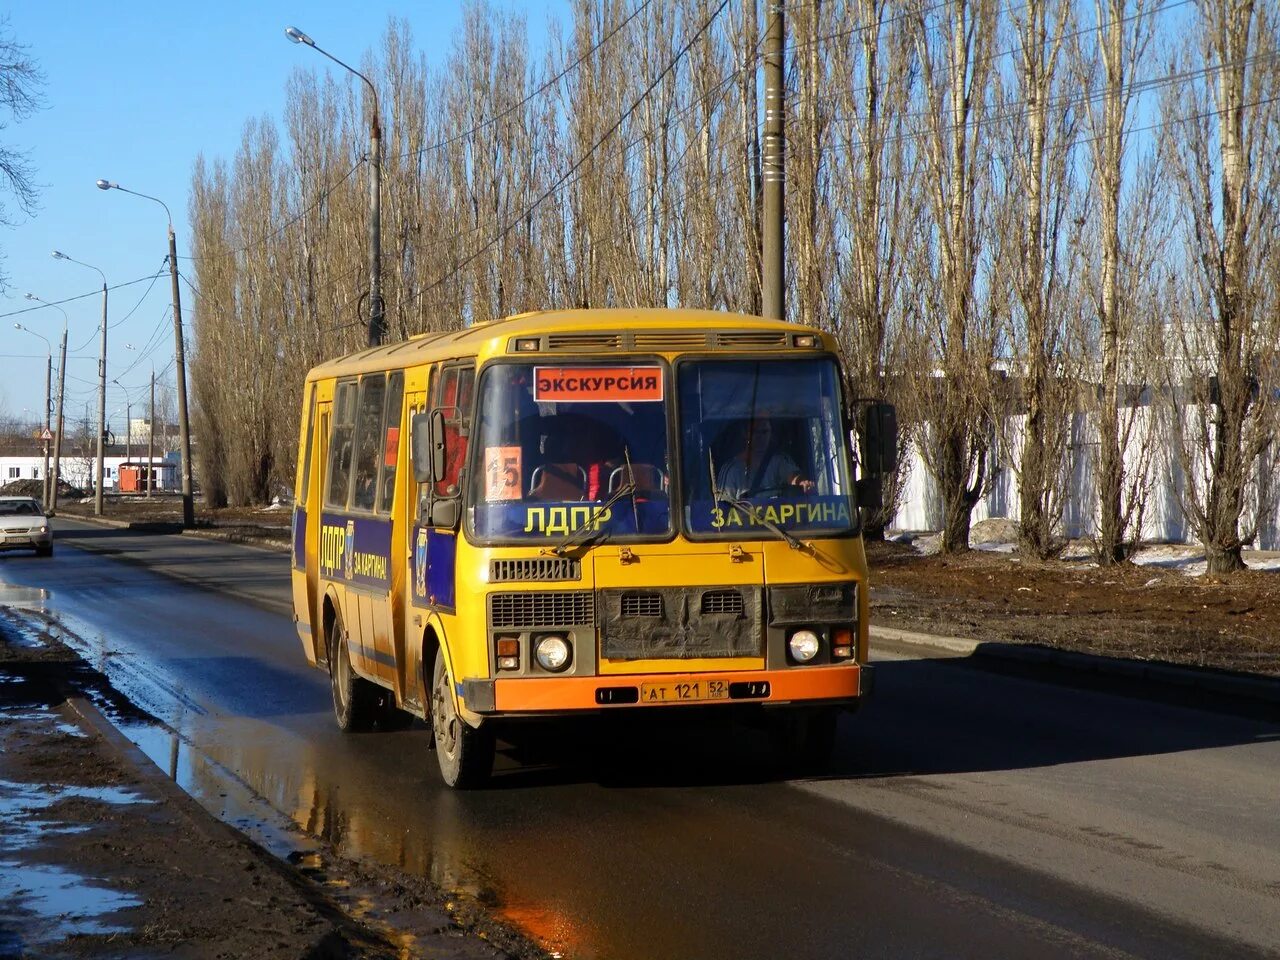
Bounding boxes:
[715,418,814,499]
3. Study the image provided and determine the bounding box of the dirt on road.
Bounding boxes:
[0,613,550,960]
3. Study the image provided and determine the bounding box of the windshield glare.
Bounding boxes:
[0,500,42,517]
[678,358,855,536]
[469,363,672,540]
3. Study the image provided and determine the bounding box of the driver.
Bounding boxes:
[716,417,815,498]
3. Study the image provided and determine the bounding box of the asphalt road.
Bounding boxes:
[1,518,1277,959]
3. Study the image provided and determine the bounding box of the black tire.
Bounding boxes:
[35,545,52,558]
[430,648,494,788]
[772,706,839,777]
[327,610,379,732]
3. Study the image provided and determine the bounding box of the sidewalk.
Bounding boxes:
[0,612,545,960]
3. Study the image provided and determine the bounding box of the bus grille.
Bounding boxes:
[621,592,663,617]
[701,589,744,615]
[715,331,789,349]
[489,558,581,583]
[546,332,624,351]
[489,591,595,629]
[632,332,708,350]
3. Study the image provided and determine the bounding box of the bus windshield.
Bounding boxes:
[468,363,673,541]
[678,358,855,537]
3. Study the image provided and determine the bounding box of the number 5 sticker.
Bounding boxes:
[484,446,522,501]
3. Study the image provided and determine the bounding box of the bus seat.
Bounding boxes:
[529,463,588,501]
[608,464,666,497]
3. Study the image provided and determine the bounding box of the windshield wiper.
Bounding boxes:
[708,450,808,552]
[549,459,637,557]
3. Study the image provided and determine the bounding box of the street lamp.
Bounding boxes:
[24,294,69,512]
[12,321,52,504]
[51,250,108,517]
[96,179,196,527]
[285,26,384,347]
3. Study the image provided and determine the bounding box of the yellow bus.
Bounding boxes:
[291,308,896,787]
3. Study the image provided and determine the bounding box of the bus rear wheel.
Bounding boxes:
[328,611,379,732]
[431,649,494,789]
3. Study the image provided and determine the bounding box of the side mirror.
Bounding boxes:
[429,497,459,530]
[859,402,898,476]
[411,413,433,484]
[430,409,447,483]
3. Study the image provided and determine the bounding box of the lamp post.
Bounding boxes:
[285,26,383,347]
[96,180,195,527]
[24,294,68,513]
[51,251,108,516]
[13,321,52,505]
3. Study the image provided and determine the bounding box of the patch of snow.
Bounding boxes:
[974,541,1017,553]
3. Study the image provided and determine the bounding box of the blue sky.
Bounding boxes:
[0,1,563,434]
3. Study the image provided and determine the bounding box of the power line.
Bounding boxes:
[392,0,656,165]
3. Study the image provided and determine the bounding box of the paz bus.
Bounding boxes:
[291,308,896,787]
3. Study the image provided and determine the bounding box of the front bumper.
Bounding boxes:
[464,662,870,715]
[0,530,51,550]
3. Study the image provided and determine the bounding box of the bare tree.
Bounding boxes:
[908,0,1003,553]
[0,17,44,290]
[1159,0,1280,575]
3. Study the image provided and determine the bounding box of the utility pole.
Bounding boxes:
[284,27,383,347]
[148,371,155,499]
[42,353,51,506]
[96,282,108,514]
[167,236,195,526]
[51,328,67,514]
[368,101,384,347]
[761,1,786,321]
[95,181,196,526]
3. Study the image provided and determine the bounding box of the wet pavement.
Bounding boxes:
[1,519,1278,958]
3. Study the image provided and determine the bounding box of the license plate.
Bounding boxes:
[640,679,730,704]
[5,535,27,543]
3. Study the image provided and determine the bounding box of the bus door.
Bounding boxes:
[407,364,474,694]
[292,390,328,662]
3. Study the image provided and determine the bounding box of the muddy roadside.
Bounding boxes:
[867,538,1280,677]
[0,612,551,960]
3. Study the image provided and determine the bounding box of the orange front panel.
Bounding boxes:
[491,664,861,712]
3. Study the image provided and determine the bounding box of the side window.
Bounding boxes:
[432,364,475,500]
[351,374,388,512]
[325,381,357,508]
[299,384,316,502]
[377,372,404,514]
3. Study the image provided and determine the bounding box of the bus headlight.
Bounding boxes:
[788,630,821,663]
[535,635,572,672]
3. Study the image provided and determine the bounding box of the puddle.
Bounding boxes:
[0,585,50,614]
[0,859,140,943]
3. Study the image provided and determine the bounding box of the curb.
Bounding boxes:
[871,625,1280,706]
[53,512,292,554]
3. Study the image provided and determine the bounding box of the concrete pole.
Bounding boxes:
[95,284,107,515]
[43,353,51,506]
[368,106,383,347]
[50,329,67,514]
[761,1,786,321]
[168,230,196,527]
[148,371,155,499]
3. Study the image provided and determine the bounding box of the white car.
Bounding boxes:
[0,497,53,557]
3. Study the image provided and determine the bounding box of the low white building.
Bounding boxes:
[0,447,181,493]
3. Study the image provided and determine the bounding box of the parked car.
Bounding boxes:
[0,497,53,557]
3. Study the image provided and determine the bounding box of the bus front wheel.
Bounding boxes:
[431,649,494,789]
[328,611,379,732]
